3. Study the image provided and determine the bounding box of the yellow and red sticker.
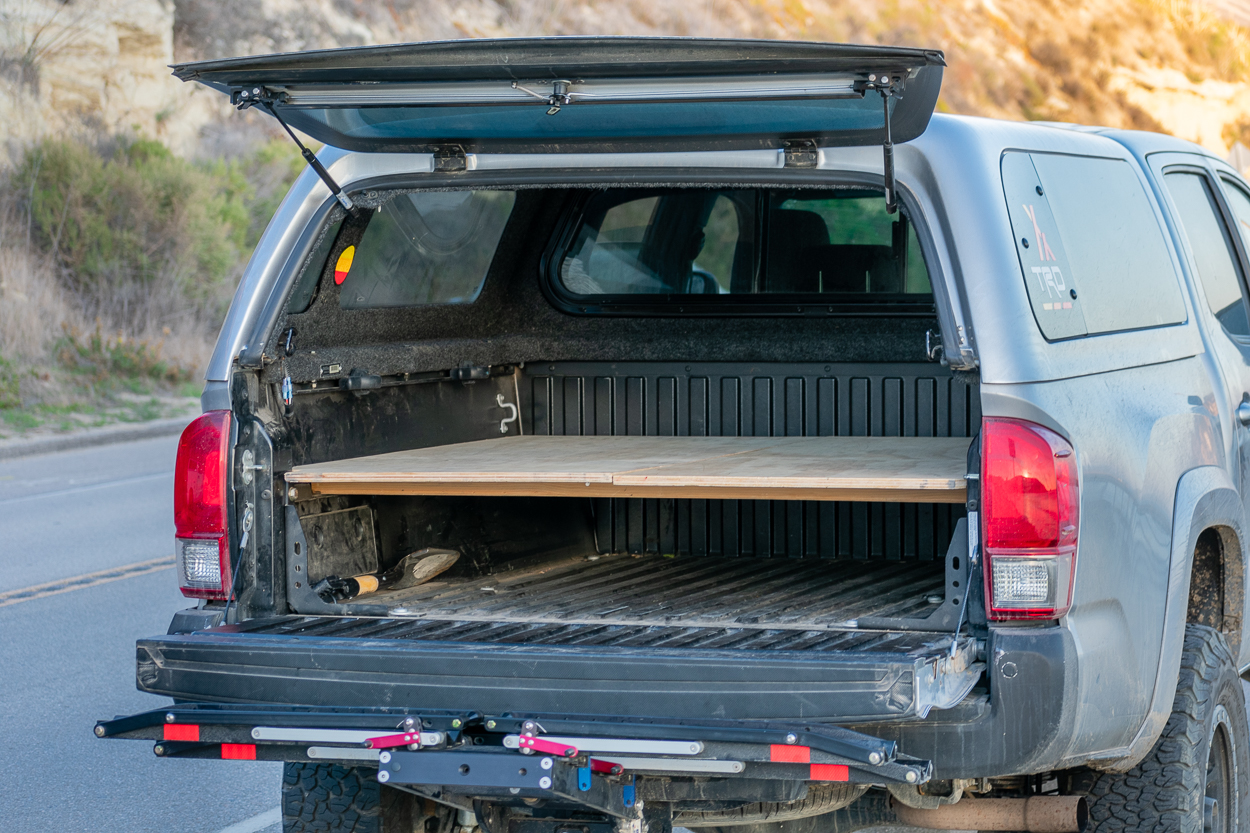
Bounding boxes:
[334,246,355,285]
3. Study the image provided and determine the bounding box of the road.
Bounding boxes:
[0,436,283,833]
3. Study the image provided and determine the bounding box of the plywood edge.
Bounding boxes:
[287,471,617,484]
[307,481,969,503]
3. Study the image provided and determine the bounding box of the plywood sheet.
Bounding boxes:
[286,435,970,503]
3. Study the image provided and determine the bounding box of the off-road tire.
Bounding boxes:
[282,762,413,833]
[1070,624,1249,832]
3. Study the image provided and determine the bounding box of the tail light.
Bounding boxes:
[981,417,1079,620]
[174,410,232,599]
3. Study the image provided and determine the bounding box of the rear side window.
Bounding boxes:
[553,188,931,312]
[1167,172,1250,336]
[297,190,517,312]
[1002,152,1185,340]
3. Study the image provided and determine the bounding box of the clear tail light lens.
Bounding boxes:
[174,410,232,600]
[981,417,1079,620]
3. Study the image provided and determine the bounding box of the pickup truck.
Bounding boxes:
[97,37,1250,833]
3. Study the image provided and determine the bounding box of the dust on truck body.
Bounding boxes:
[96,36,1250,833]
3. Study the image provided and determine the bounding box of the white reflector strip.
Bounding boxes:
[307,746,381,762]
[252,727,443,746]
[503,735,703,755]
[592,757,744,773]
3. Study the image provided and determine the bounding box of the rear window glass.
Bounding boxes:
[1001,152,1185,339]
[308,190,516,310]
[554,188,931,306]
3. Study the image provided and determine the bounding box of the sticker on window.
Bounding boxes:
[1001,152,1087,340]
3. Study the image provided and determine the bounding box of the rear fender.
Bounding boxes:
[1081,465,1244,771]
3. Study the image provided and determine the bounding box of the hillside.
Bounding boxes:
[6,0,1250,161]
[2,0,1250,436]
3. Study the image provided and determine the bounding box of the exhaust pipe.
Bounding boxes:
[892,795,1088,832]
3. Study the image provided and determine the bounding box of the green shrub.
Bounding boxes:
[0,355,20,409]
[55,322,193,384]
[10,135,302,331]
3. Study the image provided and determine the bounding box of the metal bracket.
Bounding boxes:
[782,139,819,169]
[497,394,519,434]
[433,146,468,173]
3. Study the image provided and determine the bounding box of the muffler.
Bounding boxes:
[892,795,1088,832]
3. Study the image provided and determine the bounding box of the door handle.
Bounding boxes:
[1238,400,1250,426]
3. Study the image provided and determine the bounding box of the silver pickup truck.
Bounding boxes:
[96,37,1250,833]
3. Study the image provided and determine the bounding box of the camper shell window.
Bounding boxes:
[548,187,934,315]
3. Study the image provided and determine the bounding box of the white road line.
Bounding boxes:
[0,470,171,505]
[215,806,282,833]
[0,557,175,607]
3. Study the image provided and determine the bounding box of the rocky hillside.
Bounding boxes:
[6,0,1250,164]
[2,0,1250,435]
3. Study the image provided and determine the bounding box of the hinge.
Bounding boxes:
[433,145,468,173]
[782,139,819,169]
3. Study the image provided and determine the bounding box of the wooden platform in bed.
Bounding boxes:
[286,435,970,503]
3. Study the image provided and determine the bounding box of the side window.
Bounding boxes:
[287,218,344,314]
[340,190,516,309]
[1165,172,1250,337]
[1002,152,1186,339]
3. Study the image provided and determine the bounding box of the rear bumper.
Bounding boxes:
[857,626,1079,778]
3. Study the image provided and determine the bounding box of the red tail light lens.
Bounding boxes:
[981,417,1079,620]
[174,410,232,600]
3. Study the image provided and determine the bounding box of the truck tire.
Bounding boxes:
[282,762,413,833]
[1071,624,1248,832]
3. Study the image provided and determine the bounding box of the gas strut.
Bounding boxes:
[260,101,357,213]
[863,74,901,215]
[232,86,357,213]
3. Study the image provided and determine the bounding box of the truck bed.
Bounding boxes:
[325,552,951,636]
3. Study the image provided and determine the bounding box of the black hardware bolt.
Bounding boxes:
[1021,238,1029,248]
[1036,185,1044,195]
[1070,289,1077,299]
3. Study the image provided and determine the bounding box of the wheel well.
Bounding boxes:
[1187,526,1244,657]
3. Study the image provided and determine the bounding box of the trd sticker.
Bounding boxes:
[1030,266,1073,309]
[1022,204,1058,261]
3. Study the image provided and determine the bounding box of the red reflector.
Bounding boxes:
[810,764,849,781]
[221,743,256,760]
[163,724,200,742]
[770,744,810,763]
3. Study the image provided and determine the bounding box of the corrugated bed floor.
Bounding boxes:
[235,555,955,654]
[373,553,946,629]
[236,612,956,655]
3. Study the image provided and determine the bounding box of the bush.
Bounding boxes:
[54,321,193,384]
[0,354,19,409]
[8,135,301,335]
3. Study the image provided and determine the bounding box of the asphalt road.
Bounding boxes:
[0,436,283,833]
